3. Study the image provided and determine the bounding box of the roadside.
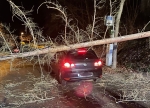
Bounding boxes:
[99,66,150,108]
[0,59,148,108]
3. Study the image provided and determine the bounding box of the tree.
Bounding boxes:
[1,0,150,68]
[112,0,126,68]
[1,31,150,60]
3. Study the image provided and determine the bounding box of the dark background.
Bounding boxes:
[0,0,40,35]
[0,0,150,37]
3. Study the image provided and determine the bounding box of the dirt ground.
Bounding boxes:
[0,59,149,108]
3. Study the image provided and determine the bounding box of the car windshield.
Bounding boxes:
[68,51,98,60]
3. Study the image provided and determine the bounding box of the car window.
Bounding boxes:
[68,51,98,60]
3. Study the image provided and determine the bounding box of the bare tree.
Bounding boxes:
[1,31,150,60]
[38,1,68,40]
[1,0,150,70]
[7,0,38,45]
[112,0,126,68]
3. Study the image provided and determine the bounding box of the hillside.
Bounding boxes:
[118,38,150,73]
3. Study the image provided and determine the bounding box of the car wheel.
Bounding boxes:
[59,72,67,86]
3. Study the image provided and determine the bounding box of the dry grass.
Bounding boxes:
[2,74,58,107]
[0,59,58,107]
[98,66,150,104]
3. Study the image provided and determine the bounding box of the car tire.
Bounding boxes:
[59,72,67,86]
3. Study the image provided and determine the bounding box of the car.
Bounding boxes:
[52,48,103,85]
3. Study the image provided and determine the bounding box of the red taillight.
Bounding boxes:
[94,60,102,66]
[64,63,70,68]
[78,50,86,53]
[64,62,75,68]
[77,48,87,54]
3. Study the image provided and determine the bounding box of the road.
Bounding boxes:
[0,59,146,108]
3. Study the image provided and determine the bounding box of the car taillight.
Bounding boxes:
[94,60,102,66]
[64,62,75,68]
[77,48,87,54]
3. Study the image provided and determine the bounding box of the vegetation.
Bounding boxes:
[0,0,150,107]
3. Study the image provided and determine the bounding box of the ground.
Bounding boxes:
[0,58,149,108]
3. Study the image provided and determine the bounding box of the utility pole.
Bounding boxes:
[105,15,114,67]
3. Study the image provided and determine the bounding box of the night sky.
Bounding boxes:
[0,0,149,37]
[0,0,40,35]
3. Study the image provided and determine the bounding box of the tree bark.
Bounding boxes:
[1,31,150,61]
[112,0,126,69]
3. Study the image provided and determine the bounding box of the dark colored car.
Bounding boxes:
[53,48,103,85]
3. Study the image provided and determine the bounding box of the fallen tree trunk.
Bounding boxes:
[1,31,150,61]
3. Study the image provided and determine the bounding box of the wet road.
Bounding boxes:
[56,81,146,108]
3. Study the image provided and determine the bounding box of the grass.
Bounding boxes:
[0,59,59,107]
[98,66,150,107]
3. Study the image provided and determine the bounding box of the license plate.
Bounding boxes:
[78,73,93,77]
